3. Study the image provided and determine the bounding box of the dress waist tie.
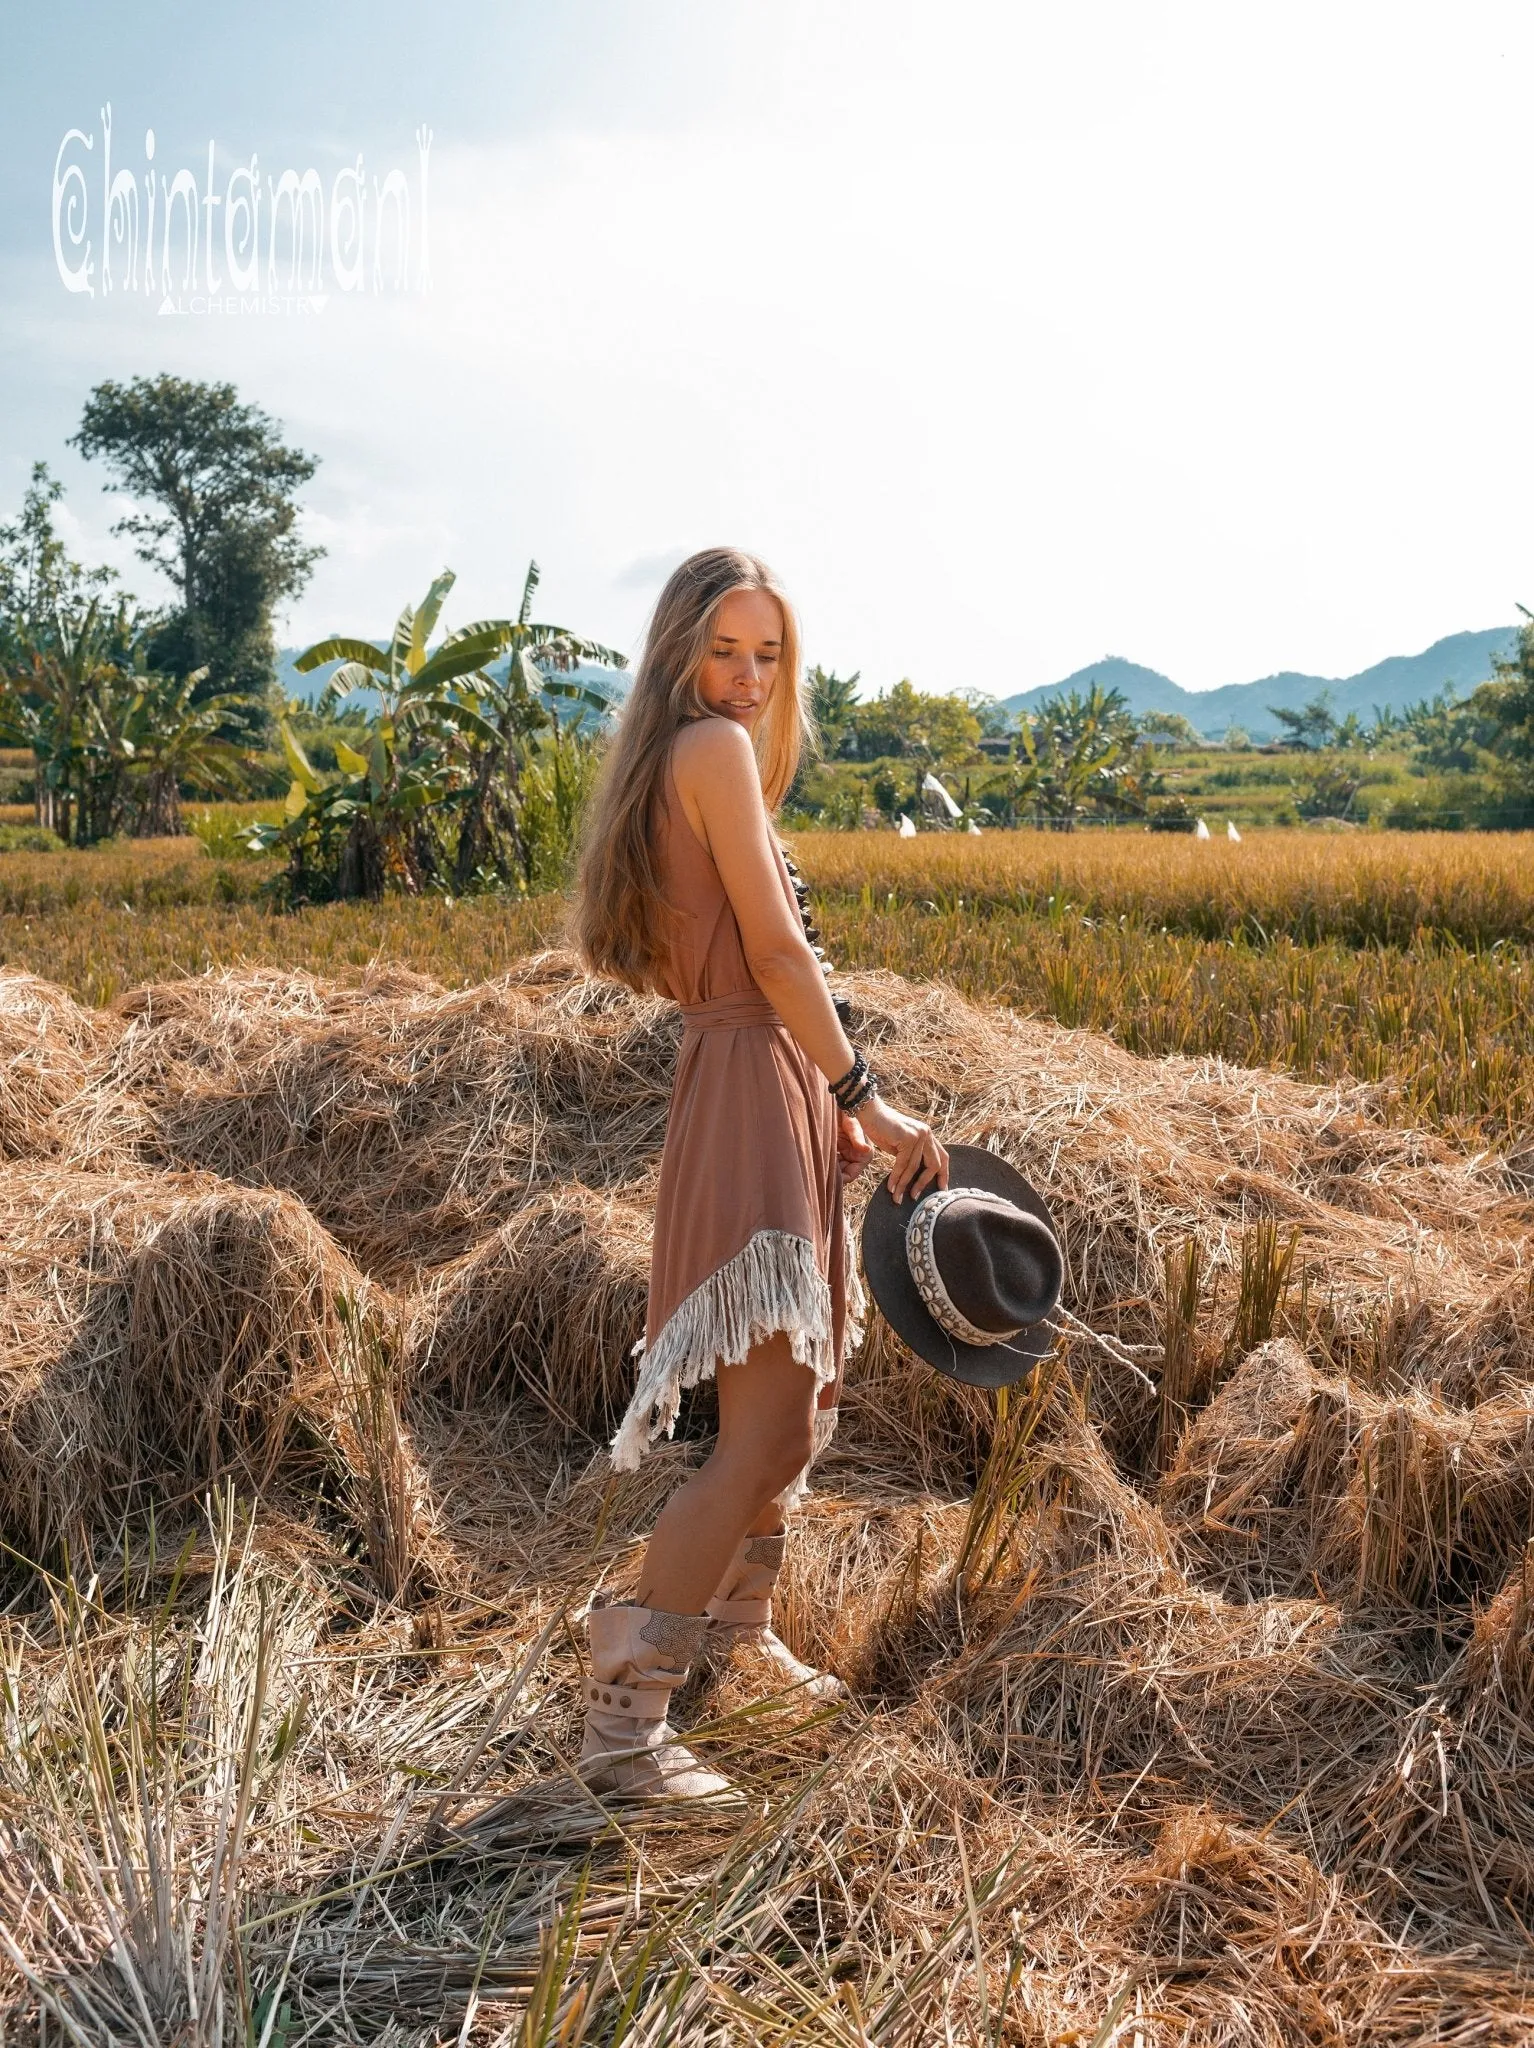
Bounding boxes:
[678,990,780,1032]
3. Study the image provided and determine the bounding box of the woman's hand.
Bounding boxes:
[836,1108,876,1186]
[856,1094,950,1204]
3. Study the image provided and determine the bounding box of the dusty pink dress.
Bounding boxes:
[608,744,866,1502]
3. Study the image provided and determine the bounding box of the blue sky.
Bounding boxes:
[4,1,1533,694]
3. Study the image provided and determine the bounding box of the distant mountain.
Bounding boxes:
[998,629,1518,740]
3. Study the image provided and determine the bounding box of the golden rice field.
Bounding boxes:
[795,823,1534,946]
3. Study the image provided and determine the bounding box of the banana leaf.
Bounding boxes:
[388,604,414,682]
[430,617,519,655]
[517,622,628,670]
[280,720,321,792]
[321,662,384,705]
[293,636,388,674]
[407,630,517,694]
[544,677,622,716]
[410,571,456,667]
[411,696,500,748]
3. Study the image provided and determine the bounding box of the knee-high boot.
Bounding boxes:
[704,1533,845,1700]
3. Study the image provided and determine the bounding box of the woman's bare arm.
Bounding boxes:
[673,717,856,1084]
[672,717,949,1200]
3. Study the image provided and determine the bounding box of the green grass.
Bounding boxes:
[0,824,64,853]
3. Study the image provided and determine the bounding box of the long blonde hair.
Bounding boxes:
[573,547,809,992]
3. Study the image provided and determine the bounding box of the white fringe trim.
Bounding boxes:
[843,1218,868,1356]
[611,1228,850,1475]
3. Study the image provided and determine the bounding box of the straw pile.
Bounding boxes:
[1163,1338,1534,1605]
[0,971,120,1161]
[4,952,1534,2042]
[0,1163,408,1561]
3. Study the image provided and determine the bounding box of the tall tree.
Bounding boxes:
[849,679,981,763]
[1269,692,1338,750]
[70,375,323,710]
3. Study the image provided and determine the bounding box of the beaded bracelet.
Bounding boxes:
[837,1068,878,1115]
[830,1049,867,1104]
[829,1049,878,1115]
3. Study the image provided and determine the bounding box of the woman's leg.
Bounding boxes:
[634,1330,818,1614]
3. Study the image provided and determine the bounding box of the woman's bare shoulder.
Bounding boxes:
[670,715,755,789]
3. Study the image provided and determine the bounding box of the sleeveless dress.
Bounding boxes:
[608,743,867,1505]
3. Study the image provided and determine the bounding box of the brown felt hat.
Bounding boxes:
[860,1143,1063,1388]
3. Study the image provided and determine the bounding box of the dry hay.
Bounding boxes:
[1162,1339,1534,1607]
[840,970,1534,1409]
[7,954,1534,2035]
[948,1408,1407,1844]
[89,957,675,1277]
[1346,1541,1534,1918]
[1117,1805,1533,2043]
[17,950,1523,1488]
[0,971,123,1163]
[15,953,1533,1389]
[0,1164,403,1559]
[409,1180,652,1437]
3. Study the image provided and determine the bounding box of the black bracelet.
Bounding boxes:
[830,1049,878,1113]
[838,1070,877,1114]
[829,1050,866,1102]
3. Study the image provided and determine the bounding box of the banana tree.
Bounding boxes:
[1011,684,1146,831]
[449,560,623,890]
[0,596,137,842]
[118,663,249,833]
[268,562,623,900]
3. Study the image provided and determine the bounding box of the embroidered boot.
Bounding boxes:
[705,1532,846,1700]
[578,1604,738,1801]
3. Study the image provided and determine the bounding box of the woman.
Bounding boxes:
[571,546,949,1800]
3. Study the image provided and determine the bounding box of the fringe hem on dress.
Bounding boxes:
[842,1218,868,1357]
[611,1227,852,1478]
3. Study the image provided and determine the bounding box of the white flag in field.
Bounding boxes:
[1227,820,1242,842]
[896,813,917,837]
[921,772,962,819]
[1194,816,1211,840]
